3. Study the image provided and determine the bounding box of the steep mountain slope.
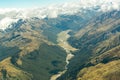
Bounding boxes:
[77,60,120,80]
[0,57,32,80]
[58,10,120,80]
[0,18,67,80]
[0,0,120,80]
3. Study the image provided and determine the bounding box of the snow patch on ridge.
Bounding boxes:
[0,17,18,30]
[0,0,120,30]
[0,0,120,19]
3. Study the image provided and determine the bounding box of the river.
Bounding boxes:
[50,30,77,80]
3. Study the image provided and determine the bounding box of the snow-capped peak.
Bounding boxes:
[0,0,120,19]
[0,0,120,30]
[0,17,18,30]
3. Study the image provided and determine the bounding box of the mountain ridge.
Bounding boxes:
[0,1,120,80]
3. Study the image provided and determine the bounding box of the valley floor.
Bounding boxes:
[50,30,77,80]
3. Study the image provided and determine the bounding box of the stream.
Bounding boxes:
[50,30,77,80]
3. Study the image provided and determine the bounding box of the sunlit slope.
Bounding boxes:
[58,10,120,80]
[77,60,120,80]
[0,18,67,80]
[0,57,32,80]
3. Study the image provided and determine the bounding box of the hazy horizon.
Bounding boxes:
[0,0,78,8]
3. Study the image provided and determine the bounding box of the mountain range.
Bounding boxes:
[0,0,120,80]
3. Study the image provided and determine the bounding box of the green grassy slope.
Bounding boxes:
[58,10,120,80]
[0,46,21,61]
[77,60,120,80]
[19,43,66,80]
[0,18,67,80]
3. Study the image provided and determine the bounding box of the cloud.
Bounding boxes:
[0,0,95,19]
[0,0,120,19]
[0,17,18,30]
[1,0,120,30]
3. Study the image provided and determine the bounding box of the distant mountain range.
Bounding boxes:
[0,0,120,30]
[0,0,120,80]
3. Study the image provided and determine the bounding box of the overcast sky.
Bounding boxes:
[0,0,78,8]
